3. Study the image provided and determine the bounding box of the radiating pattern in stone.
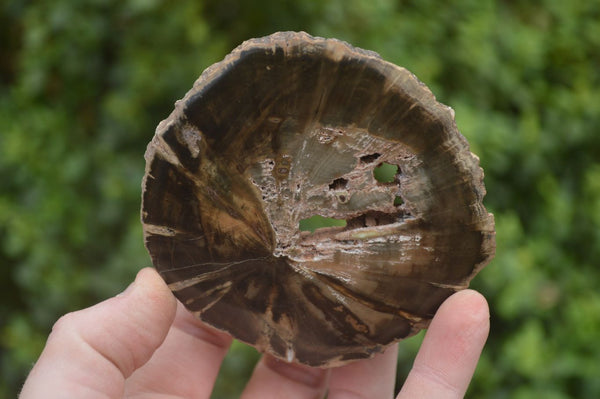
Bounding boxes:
[141,31,496,367]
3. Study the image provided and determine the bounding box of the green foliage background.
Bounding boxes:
[2,0,599,397]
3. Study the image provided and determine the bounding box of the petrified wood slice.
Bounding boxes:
[141,31,496,367]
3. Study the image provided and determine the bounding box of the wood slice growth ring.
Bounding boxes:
[141,31,496,367]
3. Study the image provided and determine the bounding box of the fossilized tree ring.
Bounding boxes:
[141,31,496,367]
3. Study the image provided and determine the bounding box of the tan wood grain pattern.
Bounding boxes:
[141,31,496,367]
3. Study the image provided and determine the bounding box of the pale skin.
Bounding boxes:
[20,268,490,399]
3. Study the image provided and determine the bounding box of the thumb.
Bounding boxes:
[20,268,177,399]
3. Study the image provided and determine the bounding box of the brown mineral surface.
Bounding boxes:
[141,31,496,367]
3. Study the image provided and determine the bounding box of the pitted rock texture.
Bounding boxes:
[141,31,496,367]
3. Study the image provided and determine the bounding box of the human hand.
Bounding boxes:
[20,268,489,398]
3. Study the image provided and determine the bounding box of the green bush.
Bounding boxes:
[1,0,599,398]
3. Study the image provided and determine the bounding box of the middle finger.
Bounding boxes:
[240,355,329,399]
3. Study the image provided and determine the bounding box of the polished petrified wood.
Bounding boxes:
[141,31,496,367]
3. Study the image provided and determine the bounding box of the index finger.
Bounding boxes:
[397,289,490,399]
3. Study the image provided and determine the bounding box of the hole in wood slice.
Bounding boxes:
[299,215,347,233]
[359,153,381,164]
[373,163,399,183]
[328,177,349,190]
